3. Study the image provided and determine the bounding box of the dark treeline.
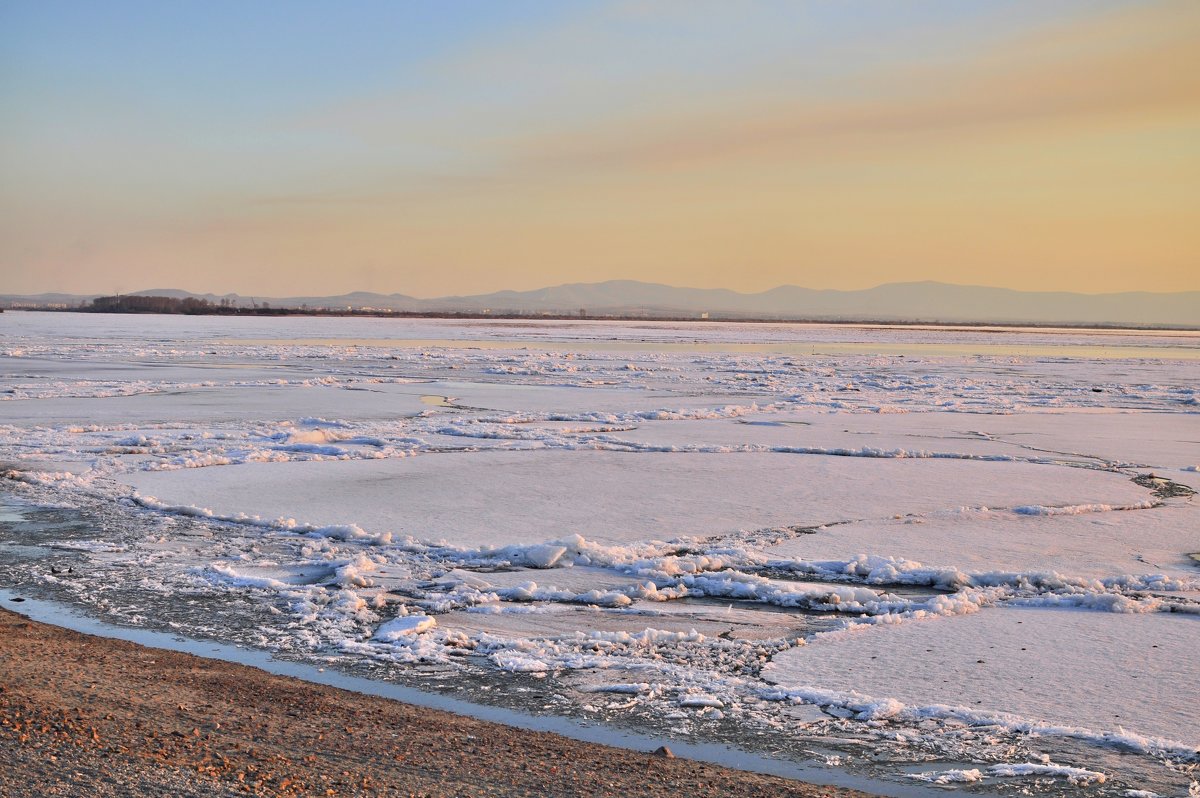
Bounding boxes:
[85,295,287,315]
[70,295,1190,330]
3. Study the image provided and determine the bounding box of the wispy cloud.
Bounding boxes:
[491,2,1199,176]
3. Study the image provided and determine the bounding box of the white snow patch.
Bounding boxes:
[373,615,437,641]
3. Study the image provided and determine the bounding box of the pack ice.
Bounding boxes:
[2,311,1198,795]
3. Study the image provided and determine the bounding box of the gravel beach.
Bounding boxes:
[0,607,873,797]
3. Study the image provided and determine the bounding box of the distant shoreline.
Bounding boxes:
[9,306,1199,334]
[6,278,1197,329]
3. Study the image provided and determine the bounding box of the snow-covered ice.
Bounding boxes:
[766,606,1200,748]
[2,311,1198,795]
[120,450,1148,548]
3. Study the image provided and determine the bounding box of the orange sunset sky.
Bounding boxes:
[2,0,1198,297]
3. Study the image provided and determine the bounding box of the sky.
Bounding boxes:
[2,0,1198,297]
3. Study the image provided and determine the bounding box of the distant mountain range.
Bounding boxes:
[3,280,1198,327]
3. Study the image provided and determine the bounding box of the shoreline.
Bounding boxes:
[0,606,877,797]
[7,306,1199,333]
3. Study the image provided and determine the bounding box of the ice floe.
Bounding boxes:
[3,311,1198,794]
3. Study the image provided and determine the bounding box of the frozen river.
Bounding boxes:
[2,311,1198,795]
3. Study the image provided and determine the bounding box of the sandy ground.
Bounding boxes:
[0,607,873,797]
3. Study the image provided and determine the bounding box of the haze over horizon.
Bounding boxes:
[10,276,1200,303]
[3,1,1198,297]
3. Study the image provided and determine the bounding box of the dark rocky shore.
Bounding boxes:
[0,608,873,797]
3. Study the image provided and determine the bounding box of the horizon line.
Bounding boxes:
[7,278,1200,301]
